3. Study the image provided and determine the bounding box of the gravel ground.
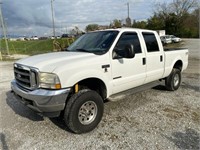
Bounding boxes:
[0,39,200,150]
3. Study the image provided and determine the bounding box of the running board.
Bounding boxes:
[108,81,161,102]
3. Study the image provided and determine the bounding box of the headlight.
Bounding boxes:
[39,72,61,89]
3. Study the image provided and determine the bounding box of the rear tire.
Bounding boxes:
[64,89,104,134]
[165,68,181,91]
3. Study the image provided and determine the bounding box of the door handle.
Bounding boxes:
[142,58,146,65]
[160,55,163,62]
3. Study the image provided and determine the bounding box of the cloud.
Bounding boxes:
[1,0,167,36]
[3,1,51,26]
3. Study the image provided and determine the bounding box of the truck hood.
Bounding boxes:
[16,52,103,72]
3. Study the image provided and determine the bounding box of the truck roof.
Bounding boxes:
[89,28,156,33]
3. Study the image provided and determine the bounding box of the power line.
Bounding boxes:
[60,20,111,24]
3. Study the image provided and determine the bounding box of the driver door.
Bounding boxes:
[111,32,146,94]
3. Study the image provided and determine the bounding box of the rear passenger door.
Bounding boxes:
[142,32,164,83]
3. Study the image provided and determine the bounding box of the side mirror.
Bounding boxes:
[113,44,135,59]
[124,44,135,58]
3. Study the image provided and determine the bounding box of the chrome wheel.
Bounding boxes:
[174,74,179,87]
[78,101,97,125]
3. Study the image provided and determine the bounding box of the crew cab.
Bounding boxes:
[11,28,188,134]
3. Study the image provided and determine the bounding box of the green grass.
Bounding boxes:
[0,38,75,55]
[0,38,183,57]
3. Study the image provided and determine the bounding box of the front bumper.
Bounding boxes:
[11,80,71,117]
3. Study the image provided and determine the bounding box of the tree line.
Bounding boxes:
[85,0,199,38]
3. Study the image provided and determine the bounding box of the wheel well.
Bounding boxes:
[73,78,107,100]
[173,60,183,71]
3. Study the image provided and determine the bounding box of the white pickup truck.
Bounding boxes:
[11,28,188,134]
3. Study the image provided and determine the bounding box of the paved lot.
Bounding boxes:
[0,39,200,150]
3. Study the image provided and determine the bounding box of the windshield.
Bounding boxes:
[67,31,119,54]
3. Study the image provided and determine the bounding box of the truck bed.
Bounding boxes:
[163,48,188,78]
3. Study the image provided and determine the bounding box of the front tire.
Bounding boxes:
[64,89,104,134]
[165,68,181,91]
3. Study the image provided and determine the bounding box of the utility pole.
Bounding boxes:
[51,0,56,38]
[0,2,9,55]
[127,2,130,18]
[126,2,131,27]
[199,6,200,39]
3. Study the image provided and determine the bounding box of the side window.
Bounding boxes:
[142,32,159,52]
[114,32,142,58]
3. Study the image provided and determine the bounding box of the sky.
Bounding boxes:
[1,0,173,37]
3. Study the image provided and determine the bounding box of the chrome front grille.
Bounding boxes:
[14,64,38,90]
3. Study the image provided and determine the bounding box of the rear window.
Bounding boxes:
[142,32,159,52]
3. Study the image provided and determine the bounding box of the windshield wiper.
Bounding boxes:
[76,49,91,53]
